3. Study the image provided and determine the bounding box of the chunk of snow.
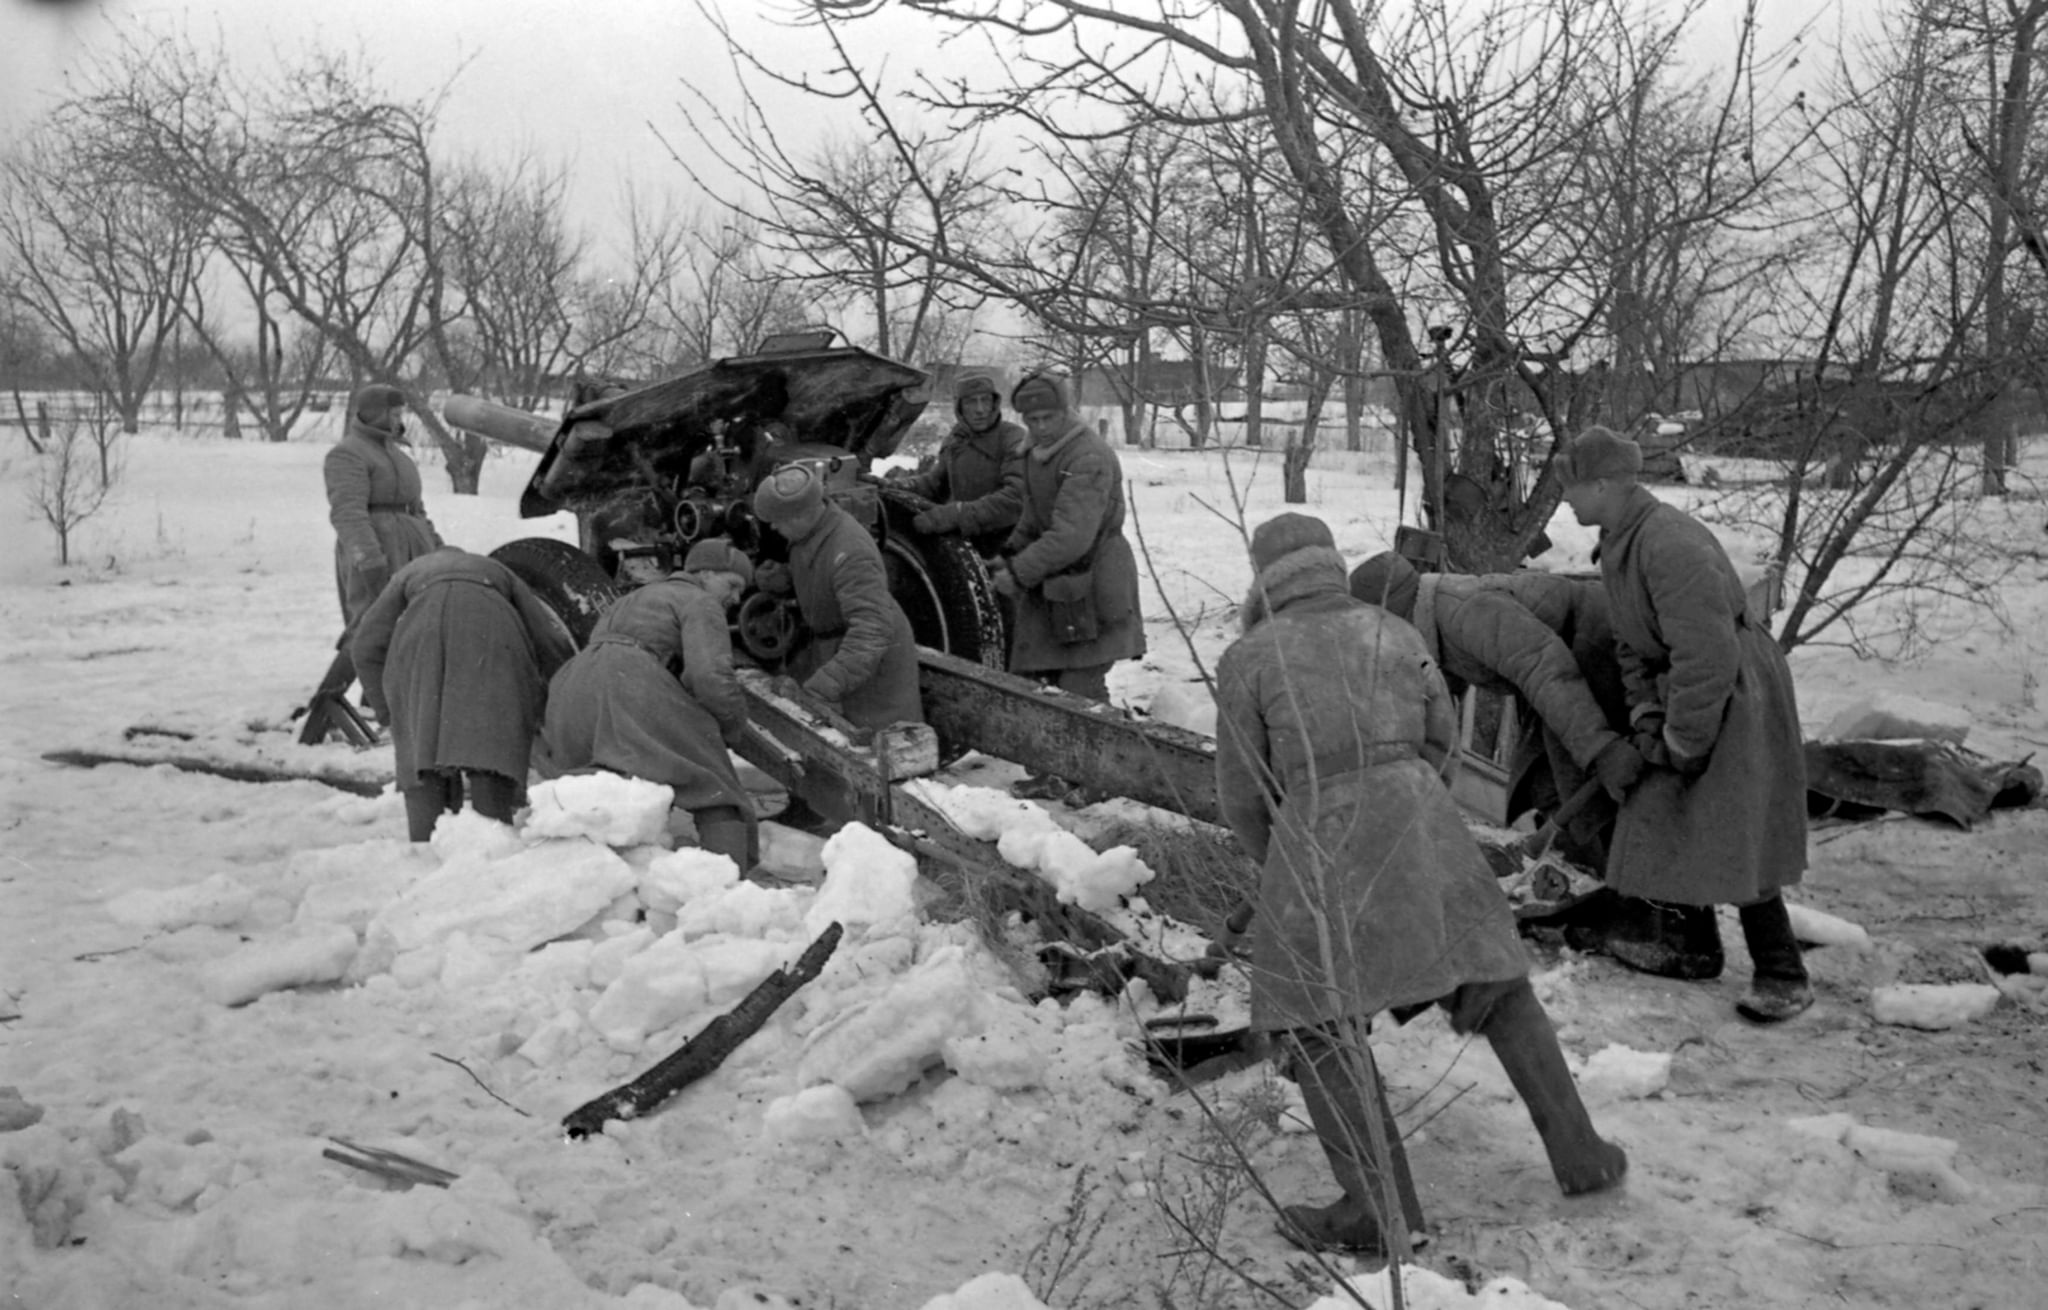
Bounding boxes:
[761,1084,867,1146]
[757,820,829,884]
[1787,904,1873,950]
[1308,1265,1574,1310]
[106,873,254,932]
[522,772,675,847]
[201,923,359,1006]
[1786,1112,1858,1144]
[2029,952,2048,976]
[588,934,789,1052]
[639,847,740,915]
[805,823,920,938]
[428,807,524,860]
[917,1272,1052,1310]
[365,838,636,967]
[799,944,986,1101]
[1822,692,1972,745]
[1574,1044,1671,1099]
[905,780,1042,841]
[675,881,807,941]
[1844,1123,1974,1201]
[1870,983,2000,1029]
[942,1000,1055,1091]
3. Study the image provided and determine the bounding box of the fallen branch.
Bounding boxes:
[430,1052,531,1118]
[562,922,845,1141]
[42,748,387,797]
[322,1137,458,1190]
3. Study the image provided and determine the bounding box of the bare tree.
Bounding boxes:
[76,34,498,490]
[25,398,123,566]
[0,101,201,435]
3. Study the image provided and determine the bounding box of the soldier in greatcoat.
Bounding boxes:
[325,384,441,627]
[994,372,1146,799]
[1559,427,1814,1022]
[1215,513,1626,1257]
[896,370,1027,559]
[538,539,758,866]
[351,546,575,841]
[752,465,924,733]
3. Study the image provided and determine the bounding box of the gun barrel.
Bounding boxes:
[443,395,560,453]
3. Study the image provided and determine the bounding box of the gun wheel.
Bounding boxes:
[489,537,622,648]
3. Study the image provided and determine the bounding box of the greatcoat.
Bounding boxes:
[900,416,1027,558]
[325,416,440,626]
[538,574,754,815]
[785,505,924,731]
[350,549,574,791]
[1598,485,1808,905]
[1216,547,1529,1032]
[1004,420,1146,676]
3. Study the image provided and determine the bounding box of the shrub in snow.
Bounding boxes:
[105,872,254,932]
[522,772,675,847]
[201,923,359,1006]
[1870,982,2001,1029]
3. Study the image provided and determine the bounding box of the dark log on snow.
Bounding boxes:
[562,922,845,1141]
[42,748,388,797]
[1805,739,2044,828]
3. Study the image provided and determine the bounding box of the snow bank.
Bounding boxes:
[200,923,359,1006]
[1822,692,1973,745]
[105,873,255,932]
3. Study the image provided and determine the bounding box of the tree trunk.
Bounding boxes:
[1286,372,1333,504]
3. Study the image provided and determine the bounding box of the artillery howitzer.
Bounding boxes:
[440,334,1222,829]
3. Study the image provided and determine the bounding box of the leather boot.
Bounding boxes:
[1605,897,1726,981]
[1281,1027,1428,1255]
[1469,980,1628,1197]
[1736,895,1814,1023]
[465,771,522,825]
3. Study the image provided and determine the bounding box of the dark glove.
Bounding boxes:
[912,505,957,535]
[1632,728,1672,770]
[1666,739,1712,777]
[1592,738,1646,801]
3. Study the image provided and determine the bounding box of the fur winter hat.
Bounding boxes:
[682,537,754,588]
[350,383,407,435]
[1011,372,1071,414]
[1249,512,1336,574]
[1347,550,1421,620]
[753,464,824,524]
[1562,426,1643,484]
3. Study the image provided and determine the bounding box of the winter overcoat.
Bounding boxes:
[325,417,440,626]
[1598,485,1808,904]
[901,418,1027,557]
[786,505,924,731]
[350,549,574,791]
[538,575,754,815]
[1216,549,1530,1033]
[1004,420,1146,675]
[1470,571,1630,861]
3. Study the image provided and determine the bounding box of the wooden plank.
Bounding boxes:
[915,648,1221,824]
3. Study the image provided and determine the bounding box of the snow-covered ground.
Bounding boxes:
[3,414,2045,1310]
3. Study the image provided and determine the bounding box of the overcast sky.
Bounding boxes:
[1,0,1857,264]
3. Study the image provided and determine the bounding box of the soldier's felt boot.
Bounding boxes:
[692,805,759,870]
[1605,897,1726,981]
[1736,895,1814,1023]
[465,771,523,826]
[403,773,459,842]
[1470,979,1628,1197]
[1281,1028,1428,1255]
